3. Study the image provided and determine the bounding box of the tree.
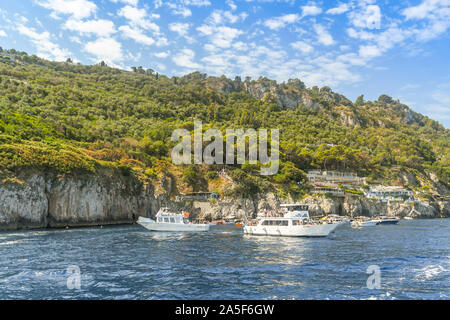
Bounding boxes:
[355,94,364,106]
[182,165,206,192]
[378,94,395,104]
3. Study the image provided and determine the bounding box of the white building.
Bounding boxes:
[307,170,366,186]
[365,186,413,201]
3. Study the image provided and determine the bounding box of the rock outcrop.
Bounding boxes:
[0,169,163,230]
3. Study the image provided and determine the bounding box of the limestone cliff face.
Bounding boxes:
[1,172,448,231]
[0,169,163,230]
[0,175,48,229]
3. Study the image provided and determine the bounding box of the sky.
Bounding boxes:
[0,0,449,127]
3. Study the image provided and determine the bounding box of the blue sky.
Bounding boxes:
[0,0,449,127]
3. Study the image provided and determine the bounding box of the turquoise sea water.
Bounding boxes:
[0,219,448,299]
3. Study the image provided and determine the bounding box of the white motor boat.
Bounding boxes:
[373,216,400,225]
[137,208,210,232]
[323,214,351,229]
[350,217,378,227]
[244,204,343,237]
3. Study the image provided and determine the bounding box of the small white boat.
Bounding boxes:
[374,216,400,225]
[323,214,351,229]
[137,208,210,232]
[351,217,378,227]
[403,216,413,220]
[244,204,342,237]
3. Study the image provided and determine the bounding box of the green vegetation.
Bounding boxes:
[0,48,448,198]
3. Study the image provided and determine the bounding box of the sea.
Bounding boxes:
[0,219,448,300]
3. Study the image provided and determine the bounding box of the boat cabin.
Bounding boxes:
[155,208,189,224]
[255,203,311,227]
[279,204,310,220]
[279,204,309,211]
[259,218,310,226]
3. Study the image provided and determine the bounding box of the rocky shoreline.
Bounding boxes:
[0,171,448,231]
[193,193,449,221]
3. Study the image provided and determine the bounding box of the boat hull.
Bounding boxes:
[243,222,341,237]
[376,219,399,225]
[137,218,210,232]
[351,220,378,227]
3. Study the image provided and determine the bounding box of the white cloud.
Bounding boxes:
[232,41,248,51]
[314,24,335,45]
[197,25,243,50]
[118,5,159,32]
[173,48,201,69]
[264,14,301,30]
[291,40,314,53]
[84,37,123,65]
[207,10,247,25]
[69,35,82,43]
[17,24,71,61]
[348,26,413,62]
[64,19,116,37]
[348,4,381,30]
[212,26,243,48]
[167,3,192,17]
[358,45,382,58]
[402,0,446,20]
[301,5,322,17]
[110,0,139,6]
[169,23,190,36]
[155,51,170,58]
[36,0,97,19]
[402,0,450,41]
[156,37,169,46]
[227,0,237,11]
[119,25,155,45]
[184,0,211,5]
[326,3,349,15]
[0,30,6,37]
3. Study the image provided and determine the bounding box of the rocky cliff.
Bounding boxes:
[0,171,448,231]
[0,169,163,230]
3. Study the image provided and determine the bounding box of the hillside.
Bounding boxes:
[0,48,449,202]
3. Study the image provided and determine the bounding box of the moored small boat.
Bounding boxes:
[322,214,351,229]
[137,208,210,232]
[244,204,343,237]
[374,216,400,225]
[350,217,378,227]
[350,215,400,227]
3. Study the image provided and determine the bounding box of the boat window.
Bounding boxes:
[170,218,175,223]
[281,220,288,226]
[157,217,162,222]
[164,218,169,223]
